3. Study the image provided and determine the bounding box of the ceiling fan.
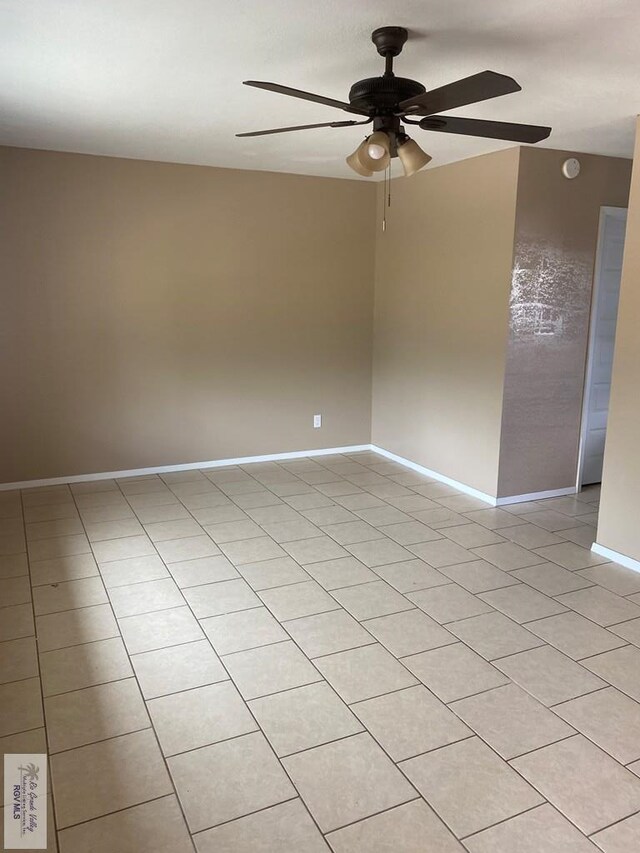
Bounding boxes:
[237,26,551,177]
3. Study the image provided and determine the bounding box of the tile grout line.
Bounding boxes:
[121,465,339,845]
[314,460,640,844]
[311,465,571,844]
[65,479,200,853]
[547,685,613,709]
[320,796,424,838]
[12,462,629,848]
[46,723,153,757]
[457,801,547,843]
[576,644,632,662]
[170,460,478,843]
[187,794,300,840]
[347,465,630,846]
[586,805,640,838]
[19,487,62,851]
[75,470,640,741]
[160,594,333,840]
[227,488,559,844]
[46,792,184,836]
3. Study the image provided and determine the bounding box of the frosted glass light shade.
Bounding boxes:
[397,137,432,176]
[357,132,390,172]
[346,141,374,176]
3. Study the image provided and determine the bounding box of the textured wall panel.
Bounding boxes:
[497,148,631,497]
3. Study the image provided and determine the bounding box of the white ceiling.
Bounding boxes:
[1,0,639,179]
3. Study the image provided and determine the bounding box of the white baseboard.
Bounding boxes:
[495,486,577,506]
[0,442,580,515]
[2,441,498,505]
[592,542,640,574]
[0,445,372,492]
[370,445,497,506]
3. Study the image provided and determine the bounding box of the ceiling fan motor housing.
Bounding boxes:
[348,76,425,114]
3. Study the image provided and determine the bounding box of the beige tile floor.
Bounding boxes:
[1,452,640,851]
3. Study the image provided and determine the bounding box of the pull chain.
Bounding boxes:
[382,165,386,232]
[382,161,391,232]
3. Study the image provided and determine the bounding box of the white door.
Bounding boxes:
[579,207,627,486]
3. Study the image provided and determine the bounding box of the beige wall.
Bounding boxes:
[597,118,640,562]
[4,142,634,505]
[0,147,376,483]
[371,148,520,497]
[497,148,631,497]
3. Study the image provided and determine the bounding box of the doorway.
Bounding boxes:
[577,206,627,488]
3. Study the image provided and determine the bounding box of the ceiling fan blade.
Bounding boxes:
[399,70,521,116]
[236,120,367,137]
[243,81,369,116]
[418,114,551,143]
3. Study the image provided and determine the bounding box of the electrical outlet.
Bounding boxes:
[313,414,322,428]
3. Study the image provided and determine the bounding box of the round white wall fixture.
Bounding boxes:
[562,157,581,179]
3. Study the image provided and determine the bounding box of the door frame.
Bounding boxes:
[576,205,627,492]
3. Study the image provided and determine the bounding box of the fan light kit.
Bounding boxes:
[237,26,551,178]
